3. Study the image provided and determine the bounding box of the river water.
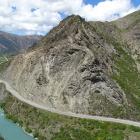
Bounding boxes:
[0,109,35,140]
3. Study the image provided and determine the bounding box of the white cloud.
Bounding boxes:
[0,0,139,35]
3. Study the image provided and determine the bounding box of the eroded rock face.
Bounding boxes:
[0,83,8,101]
[3,15,128,116]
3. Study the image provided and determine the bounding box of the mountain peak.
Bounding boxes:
[40,15,87,47]
[62,15,85,24]
[48,14,85,35]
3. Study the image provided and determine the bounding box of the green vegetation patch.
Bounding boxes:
[0,55,11,73]
[0,136,4,140]
[112,42,140,117]
[1,93,140,140]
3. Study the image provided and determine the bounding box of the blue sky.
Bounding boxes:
[85,0,104,5]
[0,0,139,35]
[133,0,140,6]
[85,0,140,6]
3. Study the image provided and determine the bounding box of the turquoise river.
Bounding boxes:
[0,109,35,140]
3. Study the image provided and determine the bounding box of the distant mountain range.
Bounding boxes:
[0,31,42,55]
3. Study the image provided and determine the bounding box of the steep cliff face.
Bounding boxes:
[2,13,140,119]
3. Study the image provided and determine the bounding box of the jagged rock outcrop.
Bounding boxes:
[2,15,128,117]
[2,13,140,119]
[0,83,7,101]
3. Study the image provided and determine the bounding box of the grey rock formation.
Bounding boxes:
[3,15,129,117]
[0,83,7,101]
